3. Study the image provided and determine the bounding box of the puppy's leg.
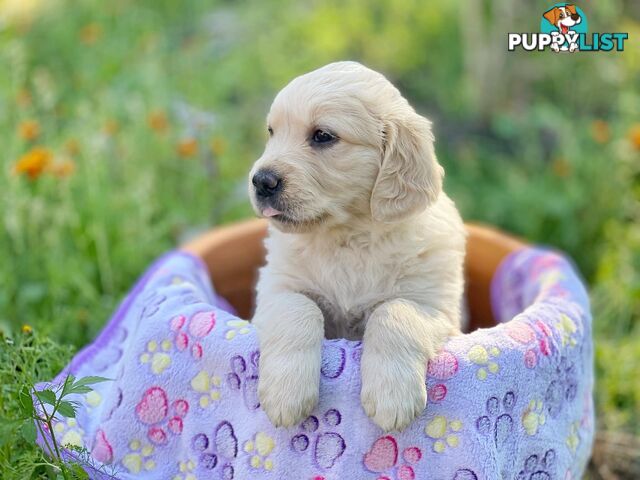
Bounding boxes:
[360,299,456,432]
[253,292,324,428]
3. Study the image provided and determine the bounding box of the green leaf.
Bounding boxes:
[20,419,37,443]
[67,376,110,395]
[35,389,57,406]
[18,385,34,416]
[57,400,76,418]
[60,374,76,397]
[0,419,21,447]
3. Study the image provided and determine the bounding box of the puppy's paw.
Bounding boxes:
[258,349,320,428]
[360,352,427,432]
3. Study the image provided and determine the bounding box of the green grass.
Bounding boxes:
[0,0,639,477]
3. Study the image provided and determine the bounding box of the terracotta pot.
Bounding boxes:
[181,219,525,331]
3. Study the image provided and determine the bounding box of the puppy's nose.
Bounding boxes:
[571,13,579,20]
[252,170,282,198]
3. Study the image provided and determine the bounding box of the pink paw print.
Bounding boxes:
[363,436,422,480]
[135,387,189,445]
[170,311,216,359]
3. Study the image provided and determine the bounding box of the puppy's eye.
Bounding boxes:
[311,129,337,146]
[267,126,273,136]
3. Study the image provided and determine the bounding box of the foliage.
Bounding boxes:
[0,0,638,476]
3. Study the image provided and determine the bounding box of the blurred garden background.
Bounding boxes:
[0,0,638,477]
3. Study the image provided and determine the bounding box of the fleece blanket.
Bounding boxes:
[37,246,594,480]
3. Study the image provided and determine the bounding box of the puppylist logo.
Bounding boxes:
[509,4,628,53]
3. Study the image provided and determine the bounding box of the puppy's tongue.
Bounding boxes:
[262,207,282,218]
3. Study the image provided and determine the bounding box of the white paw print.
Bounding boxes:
[140,339,172,374]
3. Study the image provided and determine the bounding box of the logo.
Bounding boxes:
[508,4,628,53]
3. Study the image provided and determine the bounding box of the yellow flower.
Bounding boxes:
[627,124,640,151]
[21,324,33,334]
[103,120,119,136]
[48,159,76,178]
[80,23,102,45]
[590,120,610,144]
[14,147,53,179]
[18,120,40,141]
[210,137,226,156]
[148,110,169,132]
[177,138,198,158]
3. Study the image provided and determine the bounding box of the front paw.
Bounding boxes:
[360,353,427,432]
[258,350,320,428]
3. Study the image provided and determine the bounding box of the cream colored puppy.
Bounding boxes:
[248,61,465,432]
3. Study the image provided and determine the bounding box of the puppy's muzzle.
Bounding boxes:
[252,169,282,199]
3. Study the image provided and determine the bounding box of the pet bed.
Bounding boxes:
[37,220,594,479]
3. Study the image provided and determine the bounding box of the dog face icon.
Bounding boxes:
[543,4,582,34]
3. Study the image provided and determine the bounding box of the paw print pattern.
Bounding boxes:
[427,349,459,380]
[467,344,500,380]
[363,435,422,480]
[545,356,578,418]
[291,409,346,470]
[556,314,578,348]
[140,339,172,375]
[173,459,197,480]
[141,292,167,318]
[53,417,84,448]
[191,370,223,408]
[224,319,252,340]
[244,432,276,471]
[565,422,580,453]
[91,429,113,463]
[226,352,260,410]
[476,391,516,448]
[170,311,216,359]
[522,399,546,436]
[424,416,462,453]
[191,421,238,479]
[516,449,556,480]
[122,439,156,474]
[453,469,478,480]
[135,387,189,445]
[321,343,346,379]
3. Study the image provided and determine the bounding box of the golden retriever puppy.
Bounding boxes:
[248,61,465,432]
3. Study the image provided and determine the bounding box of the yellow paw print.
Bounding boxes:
[557,314,578,347]
[53,417,84,448]
[191,370,223,408]
[244,432,275,471]
[425,415,462,453]
[468,344,500,380]
[566,422,580,453]
[123,440,156,473]
[225,320,252,340]
[173,459,197,480]
[85,390,102,410]
[140,339,172,374]
[522,399,546,435]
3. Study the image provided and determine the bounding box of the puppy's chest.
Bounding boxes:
[297,250,402,340]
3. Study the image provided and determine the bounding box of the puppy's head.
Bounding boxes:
[544,5,581,31]
[249,61,443,233]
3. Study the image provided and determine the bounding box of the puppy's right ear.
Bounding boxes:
[370,110,443,223]
[543,7,560,26]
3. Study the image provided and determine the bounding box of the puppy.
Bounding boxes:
[248,61,465,432]
[543,4,582,52]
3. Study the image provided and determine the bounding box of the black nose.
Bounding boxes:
[252,170,282,198]
[571,14,579,20]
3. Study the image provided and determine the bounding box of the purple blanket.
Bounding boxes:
[38,246,594,479]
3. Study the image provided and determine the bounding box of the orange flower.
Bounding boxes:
[80,23,102,45]
[14,147,53,179]
[18,119,40,141]
[590,120,610,144]
[210,137,226,156]
[65,138,81,156]
[103,119,119,136]
[148,110,169,132]
[552,157,571,178]
[628,125,640,151]
[48,159,76,178]
[177,138,198,158]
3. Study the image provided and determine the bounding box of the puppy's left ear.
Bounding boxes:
[370,110,444,222]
